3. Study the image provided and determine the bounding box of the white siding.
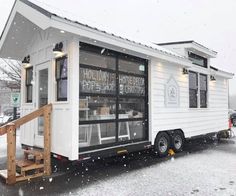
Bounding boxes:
[20,28,79,160]
[150,59,229,144]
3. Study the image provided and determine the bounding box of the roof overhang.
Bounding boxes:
[187,41,217,58]
[0,0,193,67]
[210,66,234,79]
[158,41,217,58]
[0,0,50,60]
[50,15,192,67]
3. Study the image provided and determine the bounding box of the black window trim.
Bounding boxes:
[200,73,208,108]
[188,52,208,68]
[79,42,149,151]
[189,71,198,108]
[189,71,208,109]
[55,55,68,102]
[25,67,33,103]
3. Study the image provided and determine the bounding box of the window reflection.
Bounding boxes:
[119,74,145,96]
[56,56,68,101]
[80,51,116,70]
[79,96,116,121]
[119,98,144,119]
[26,67,33,103]
[119,121,144,141]
[80,67,116,94]
[79,123,116,148]
[119,59,145,75]
[79,43,148,149]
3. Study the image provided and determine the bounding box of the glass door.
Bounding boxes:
[34,63,49,147]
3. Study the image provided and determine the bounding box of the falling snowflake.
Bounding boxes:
[18,188,24,196]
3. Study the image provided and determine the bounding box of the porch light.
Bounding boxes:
[182,68,189,75]
[53,42,63,56]
[22,55,30,67]
[210,75,216,82]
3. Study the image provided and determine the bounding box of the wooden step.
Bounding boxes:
[24,149,44,163]
[16,160,44,171]
[24,149,44,157]
[16,160,34,168]
[16,172,44,182]
[21,163,44,172]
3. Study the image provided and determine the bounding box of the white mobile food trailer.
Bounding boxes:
[0,0,233,161]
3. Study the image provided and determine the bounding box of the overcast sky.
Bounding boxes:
[0,0,235,94]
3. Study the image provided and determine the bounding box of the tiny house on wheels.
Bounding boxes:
[0,0,234,184]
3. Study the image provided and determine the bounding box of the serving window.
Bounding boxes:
[79,43,148,150]
[119,58,145,75]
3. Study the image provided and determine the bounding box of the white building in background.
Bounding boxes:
[0,0,234,160]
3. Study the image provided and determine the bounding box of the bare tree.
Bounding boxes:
[0,58,21,89]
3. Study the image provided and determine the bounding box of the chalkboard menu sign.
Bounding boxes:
[80,67,116,94]
[119,74,145,96]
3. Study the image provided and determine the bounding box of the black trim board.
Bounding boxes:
[158,40,194,46]
[79,141,151,160]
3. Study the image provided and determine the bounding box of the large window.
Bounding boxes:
[79,43,148,150]
[188,52,207,68]
[189,71,207,108]
[25,67,33,103]
[55,56,68,101]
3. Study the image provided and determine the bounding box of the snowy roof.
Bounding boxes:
[158,40,217,55]
[19,0,186,60]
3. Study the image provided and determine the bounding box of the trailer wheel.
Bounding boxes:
[172,131,184,153]
[154,132,170,157]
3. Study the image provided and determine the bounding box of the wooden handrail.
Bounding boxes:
[0,126,7,136]
[0,104,52,133]
[0,103,52,184]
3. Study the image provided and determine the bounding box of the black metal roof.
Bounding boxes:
[158,40,194,46]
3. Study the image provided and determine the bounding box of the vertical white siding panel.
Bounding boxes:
[150,59,229,144]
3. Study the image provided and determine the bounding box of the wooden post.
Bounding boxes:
[7,125,16,185]
[43,107,51,176]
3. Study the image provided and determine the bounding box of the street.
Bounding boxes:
[0,129,236,196]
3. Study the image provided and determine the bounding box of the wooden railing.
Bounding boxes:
[0,104,52,184]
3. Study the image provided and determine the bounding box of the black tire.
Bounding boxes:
[154,132,170,157]
[172,131,184,153]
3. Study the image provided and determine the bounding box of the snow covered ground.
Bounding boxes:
[0,128,235,196]
[73,130,236,196]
